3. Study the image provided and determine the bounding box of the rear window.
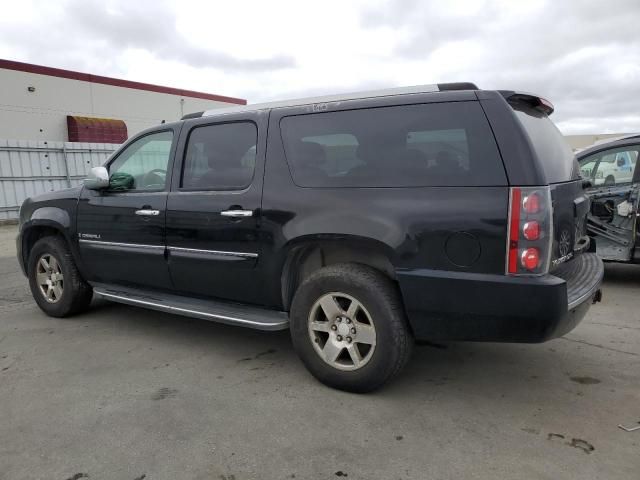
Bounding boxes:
[279,102,506,187]
[511,102,579,183]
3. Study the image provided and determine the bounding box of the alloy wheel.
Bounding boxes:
[36,253,64,303]
[308,292,377,371]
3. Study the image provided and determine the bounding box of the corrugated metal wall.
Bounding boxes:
[0,140,119,221]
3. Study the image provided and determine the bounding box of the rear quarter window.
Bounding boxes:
[511,102,579,184]
[279,101,506,187]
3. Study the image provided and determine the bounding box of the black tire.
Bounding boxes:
[604,175,615,186]
[28,235,93,317]
[290,263,413,393]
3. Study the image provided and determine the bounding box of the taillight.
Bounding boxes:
[522,193,540,214]
[520,248,540,270]
[506,186,553,275]
[522,221,540,240]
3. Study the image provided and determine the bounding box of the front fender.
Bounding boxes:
[17,207,76,275]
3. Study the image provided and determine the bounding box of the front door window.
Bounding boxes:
[579,146,639,187]
[108,131,174,191]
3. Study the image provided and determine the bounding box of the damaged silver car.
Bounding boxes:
[578,135,640,262]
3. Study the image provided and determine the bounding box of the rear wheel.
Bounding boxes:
[28,236,93,317]
[290,263,413,392]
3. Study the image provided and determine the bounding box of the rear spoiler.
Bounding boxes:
[499,90,554,115]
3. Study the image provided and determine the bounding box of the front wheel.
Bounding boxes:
[290,263,413,392]
[28,236,93,317]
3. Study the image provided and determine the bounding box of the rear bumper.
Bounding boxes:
[397,253,604,343]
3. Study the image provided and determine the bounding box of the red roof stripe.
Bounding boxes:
[0,58,247,105]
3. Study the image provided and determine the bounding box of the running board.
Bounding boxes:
[92,283,289,331]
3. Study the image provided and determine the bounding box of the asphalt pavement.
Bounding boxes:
[0,225,638,480]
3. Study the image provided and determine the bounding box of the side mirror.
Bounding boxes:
[84,166,110,190]
[617,158,625,167]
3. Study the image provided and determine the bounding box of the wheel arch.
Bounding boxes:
[19,207,73,274]
[280,235,397,310]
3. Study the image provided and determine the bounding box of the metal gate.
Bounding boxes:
[0,139,119,221]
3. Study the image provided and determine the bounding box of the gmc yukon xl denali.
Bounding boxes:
[17,83,604,392]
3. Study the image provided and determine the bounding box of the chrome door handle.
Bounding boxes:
[221,209,253,218]
[135,209,160,216]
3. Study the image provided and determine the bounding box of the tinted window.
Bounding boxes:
[511,102,578,183]
[279,102,506,187]
[578,146,639,186]
[181,122,257,190]
[108,130,173,191]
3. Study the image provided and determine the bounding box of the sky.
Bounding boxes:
[1,0,639,134]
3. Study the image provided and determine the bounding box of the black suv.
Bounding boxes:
[17,83,604,392]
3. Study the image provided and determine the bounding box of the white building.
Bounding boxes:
[0,59,246,143]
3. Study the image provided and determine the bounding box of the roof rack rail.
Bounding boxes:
[181,111,204,120]
[438,82,479,91]
[180,82,480,120]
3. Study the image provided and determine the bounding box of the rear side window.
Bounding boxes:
[511,102,578,183]
[279,102,506,187]
[181,122,257,190]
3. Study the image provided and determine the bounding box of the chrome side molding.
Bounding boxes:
[78,239,165,250]
[79,239,258,259]
[167,246,257,259]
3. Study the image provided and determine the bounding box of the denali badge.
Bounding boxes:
[79,233,101,239]
[552,252,573,267]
